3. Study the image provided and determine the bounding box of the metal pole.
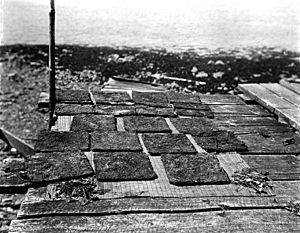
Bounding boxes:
[49,0,56,130]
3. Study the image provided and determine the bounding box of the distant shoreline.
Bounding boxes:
[1,43,300,56]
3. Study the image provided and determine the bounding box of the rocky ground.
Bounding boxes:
[0,44,299,232]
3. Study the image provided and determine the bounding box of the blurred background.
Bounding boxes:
[2,0,300,51]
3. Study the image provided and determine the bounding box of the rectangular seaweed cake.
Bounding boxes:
[161,153,230,186]
[94,152,157,181]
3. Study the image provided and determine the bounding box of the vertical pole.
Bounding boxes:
[49,0,56,130]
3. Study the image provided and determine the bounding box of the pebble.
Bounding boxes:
[215,60,225,65]
[196,71,208,78]
[195,81,206,85]
[213,72,224,79]
[191,66,198,74]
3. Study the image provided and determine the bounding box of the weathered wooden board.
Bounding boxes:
[237,93,256,104]
[103,78,166,92]
[216,153,250,179]
[271,180,300,199]
[0,128,35,156]
[18,188,288,218]
[238,84,295,112]
[242,155,300,180]
[238,83,300,131]
[198,94,245,105]
[217,125,294,135]
[213,116,282,127]
[51,116,73,132]
[275,107,300,131]
[11,209,300,232]
[261,83,300,108]
[210,104,272,116]
[237,132,300,154]
[280,79,300,95]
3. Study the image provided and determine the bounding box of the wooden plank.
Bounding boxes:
[261,83,300,108]
[198,94,245,105]
[217,153,250,179]
[0,128,35,156]
[275,107,300,131]
[213,116,282,127]
[51,116,73,132]
[217,125,294,135]
[210,104,272,116]
[271,180,300,199]
[103,78,166,92]
[10,209,300,232]
[237,93,256,104]
[18,188,289,218]
[280,79,300,95]
[237,132,300,155]
[238,84,295,112]
[241,155,300,180]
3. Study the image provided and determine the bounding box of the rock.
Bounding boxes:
[213,72,224,79]
[195,71,208,78]
[215,60,225,65]
[191,66,198,74]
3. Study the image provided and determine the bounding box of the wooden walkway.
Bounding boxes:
[238,80,300,131]
[4,81,300,232]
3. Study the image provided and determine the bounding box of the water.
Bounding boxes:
[2,0,300,52]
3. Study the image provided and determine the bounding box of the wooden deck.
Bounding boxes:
[6,81,300,232]
[238,81,300,130]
